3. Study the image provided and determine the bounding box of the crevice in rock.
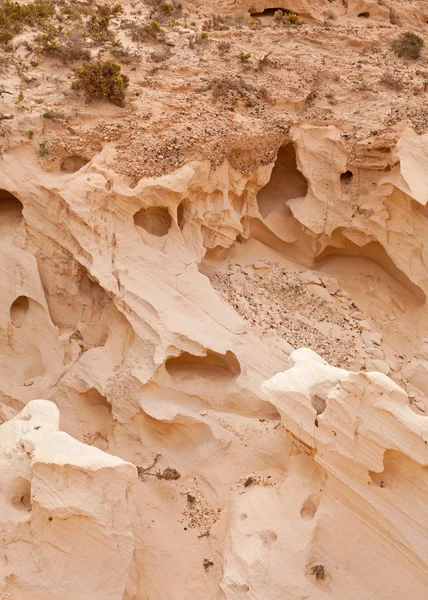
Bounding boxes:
[177,198,191,231]
[316,231,426,304]
[61,156,89,174]
[0,189,23,235]
[10,296,30,328]
[11,477,32,511]
[257,144,308,219]
[165,350,241,381]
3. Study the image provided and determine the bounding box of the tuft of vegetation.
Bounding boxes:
[236,51,251,62]
[137,454,181,481]
[144,19,162,37]
[27,130,34,139]
[72,60,129,106]
[15,89,23,104]
[391,31,424,59]
[217,40,230,54]
[210,75,256,103]
[273,10,302,26]
[38,139,50,155]
[379,71,403,90]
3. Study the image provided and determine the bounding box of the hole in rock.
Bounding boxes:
[177,198,191,231]
[257,144,308,218]
[11,477,32,511]
[61,156,88,174]
[358,12,370,18]
[259,530,278,547]
[311,394,327,415]
[166,350,241,381]
[300,494,319,520]
[10,296,30,328]
[340,170,353,181]
[134,206,172,237]
[369,449,425,490]
[0,190,23,234]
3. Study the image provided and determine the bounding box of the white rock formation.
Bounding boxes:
[0,400,136,600]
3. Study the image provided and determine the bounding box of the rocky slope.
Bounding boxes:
[0,0,428,598]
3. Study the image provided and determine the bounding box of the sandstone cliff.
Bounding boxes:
[0,0,427,598]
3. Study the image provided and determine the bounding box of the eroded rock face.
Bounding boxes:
[1,111,428,599]
[0,400,136,600]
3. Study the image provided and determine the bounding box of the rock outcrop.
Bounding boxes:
[0,400,136,600]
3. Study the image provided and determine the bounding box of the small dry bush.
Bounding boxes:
[126,19,163,41]
[111,45,140,64]
[149,45,171,62]
[391,32,424,59]
[217,40,230,54]
[72,60,129,106]
[210,75,255,101]
[36,28,91,62]
[379,71,403,90]
[202,14,230,31]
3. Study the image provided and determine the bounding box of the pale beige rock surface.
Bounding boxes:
[0,0,428,598]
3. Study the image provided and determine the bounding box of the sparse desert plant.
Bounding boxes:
[283,11,302,25]
[391,31,424,59]
[217,40,230,54]
[72,60,129,106]
[144,19,162,37]
[38,139,50,155]
[236,51,251,62]
[137,454,181,481]
[380,71,403,90]
[149,45,171,62]
[202,14,230,31]
[210,75,255,101]
[273,10,302,26]
[27,130,34,139]
[15,89,23,104]
[111,45,140,64]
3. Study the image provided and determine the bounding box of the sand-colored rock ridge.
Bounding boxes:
[1,0,428,598]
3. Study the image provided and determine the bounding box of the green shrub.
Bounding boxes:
[283,12,302,25]
[0,0,54,43]
[273,10,302,26]
[236,51,251,62]
[144,19,162,36]
[391,32,424,59]
[72,60,129,106]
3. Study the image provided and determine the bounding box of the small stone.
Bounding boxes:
[322,276,340,295]
[299,271,322,285]
[368,347,384,360]
[365,359,390,375]
[362,331,382,346]
[337,289,351,299]
[414,400,426,413]
[351,311,364,320]
[253,261,269,270]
